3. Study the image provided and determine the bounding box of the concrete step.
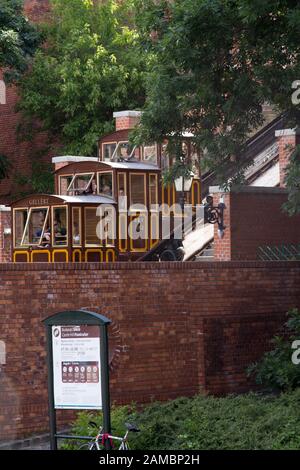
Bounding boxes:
[0,433,50,450]
[202,248,214,257]
[195,256,214,262]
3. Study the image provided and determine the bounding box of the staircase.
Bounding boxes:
[141,114,284,262]
[183,222,214,261]
[201,114,285,197]
[193,242,214,261]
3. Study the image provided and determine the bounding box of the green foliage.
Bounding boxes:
[248,308,300,392]
[0,0,41,81]
[14,159,54,197]
[134,0,300,197]
[162,157,193,187]
[19,0,146,155]
[65,391,300,450]
[61,405,137,450]
[284,145,300,215]
[0,154,12,180]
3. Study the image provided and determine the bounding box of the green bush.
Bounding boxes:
[63,390,300,450]
[61,405,138,450]
[247,308,300,392]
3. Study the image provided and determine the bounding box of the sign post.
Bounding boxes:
[43,310,111,450]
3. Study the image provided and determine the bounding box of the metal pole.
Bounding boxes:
[46,325,58,450]
[181,177,185,240]
[100,324,111,450]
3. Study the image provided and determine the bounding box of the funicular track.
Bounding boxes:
[141,115,285,262]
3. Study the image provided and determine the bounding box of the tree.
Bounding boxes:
[19,0,146,156]
[0,0,41,81]
[133,0,300,211]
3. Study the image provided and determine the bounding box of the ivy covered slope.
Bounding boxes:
[66,391,300,450]
[134,0,300,212]
[0,0,41,80]
[0,0,41,182]
[248,308,300,392]
[19,0,146,156]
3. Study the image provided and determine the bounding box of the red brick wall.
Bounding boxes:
[213,193,231,261]
[0,208,11,263]
[0,0,51,205]
[213,188,300,261]
[23,0,50,22]
[276,129,300,187]
[0,261,299,440]
[114,112,141,131]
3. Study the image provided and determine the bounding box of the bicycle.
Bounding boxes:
[77,421,140,450]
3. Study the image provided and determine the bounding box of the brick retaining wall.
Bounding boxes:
[0,261,299,440]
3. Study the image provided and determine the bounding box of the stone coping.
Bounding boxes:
[0,205,11,212]
[275,128,300,137]
[209,186,289,195]
[52,156,98,163]
[113,110,142,118]
[0,260,299,271]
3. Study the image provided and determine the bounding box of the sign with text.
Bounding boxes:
[52,325,102,409]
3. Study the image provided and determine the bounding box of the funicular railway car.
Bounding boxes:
[10,111,202,263]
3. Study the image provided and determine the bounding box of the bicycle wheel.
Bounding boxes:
[88,442,99,451]
[77,441,98,450]
[119,441,130,450]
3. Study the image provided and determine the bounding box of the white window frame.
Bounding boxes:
[51,205,68,248]
[67,173,95,195]
[20,206,50,247]
[111,141,137,161]
[97,171,114,198]
[102,141,117,162]
[13,207,28,248]
[142,143,158,165]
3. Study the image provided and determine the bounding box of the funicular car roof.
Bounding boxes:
[11,193,116,207]
[53,157,160,173]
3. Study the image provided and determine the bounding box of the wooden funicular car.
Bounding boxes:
[11,111,202,263]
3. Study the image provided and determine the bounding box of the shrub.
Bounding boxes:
[63,391,300,450]
[61,404,138,450]
[247,308,300,392]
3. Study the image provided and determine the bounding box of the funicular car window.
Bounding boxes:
[102,142,117,161]
[112,142,136,161]
[67,173,95,195]
[21,207,50,246]
[98,172,113,198]
[14,209,28,247]
[52,206,68,246]
[149,174,158,206]
[72,207,82,246]
[59,175,73,195]
[118,173,127,211]
[191,145,201,178]
[143,144,158,165]
[161,142,170,170]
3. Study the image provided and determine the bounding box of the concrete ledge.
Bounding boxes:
[0,432,50,450]
[52,156,98,164]
[0,205,11,212]
[209,185,289,195]
[113,110,142,118]
[275,128,300,137]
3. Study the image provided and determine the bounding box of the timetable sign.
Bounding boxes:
[52,325,102,410]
